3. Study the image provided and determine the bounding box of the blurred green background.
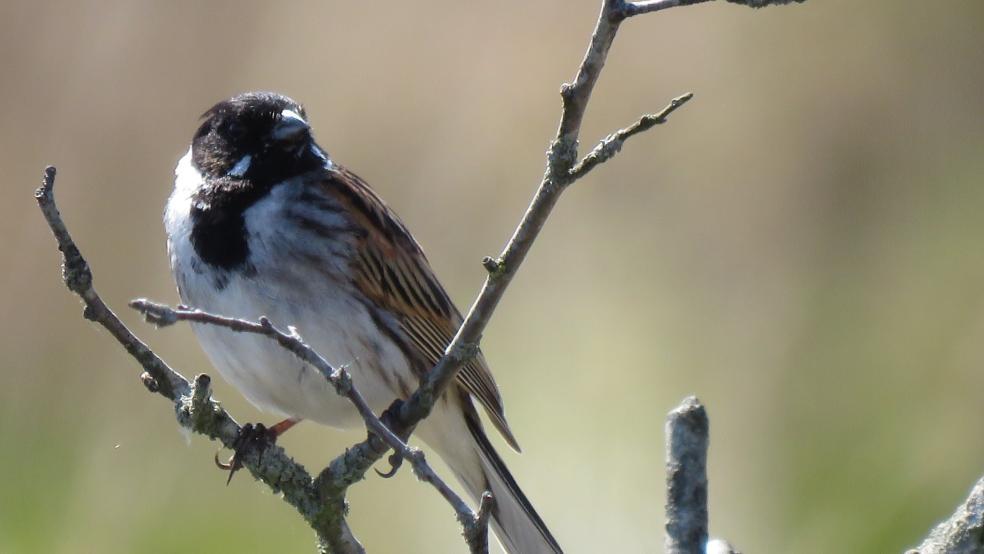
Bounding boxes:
[3,1,983,552]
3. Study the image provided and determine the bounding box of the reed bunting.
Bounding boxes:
[165,92,562,553]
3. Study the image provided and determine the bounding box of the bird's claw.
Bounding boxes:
[216,422,276,485]
[374,399,409,478]
[374,451,405,479]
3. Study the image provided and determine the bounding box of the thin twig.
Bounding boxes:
[463,493,496,554]
[665,396,709,554]
[570,92,694,179]
[621,0,713,17]
[622,0,805,18]
[35,167,189,401]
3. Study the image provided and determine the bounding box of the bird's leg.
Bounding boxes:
[267,417,301,437]
[216,417,301,484]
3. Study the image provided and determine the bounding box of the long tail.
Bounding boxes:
[419,395,563,554]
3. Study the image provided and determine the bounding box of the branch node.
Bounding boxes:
[547,136,579,183]
[463,491,496,554]
[82,305,98,321]
[481,256,505,277]
[451,340,481,364]
[140,371,160,393]
[191,373,212,409]
[559,82,575,100]
[607,0,631,22]
[332,367,354,396]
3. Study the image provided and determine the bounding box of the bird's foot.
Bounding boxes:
[216,418,300,484]
[375,400,409,479]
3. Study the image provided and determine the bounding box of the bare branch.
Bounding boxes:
[665,396,709,554]
[622,0,804,17]
[570,92,694,180]
[396,0,697,439]
[397,0,806,454]
[463,492,496,554]
[35,167,189,401]
[621,0,713,18]
[317,521,365,554]
[909,477,984,554]
[723,0,806,7]
[128,300,489,552]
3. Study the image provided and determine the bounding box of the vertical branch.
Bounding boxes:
[665,396,710,554]
[398,0,695,428]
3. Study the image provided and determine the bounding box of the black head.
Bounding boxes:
[191,91,326,184]
[185,92,329,274]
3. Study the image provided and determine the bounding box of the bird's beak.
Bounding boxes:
[272,109,310,142]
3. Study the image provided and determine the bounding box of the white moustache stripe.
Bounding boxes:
[281,109,306,124]
[227,154,252,178]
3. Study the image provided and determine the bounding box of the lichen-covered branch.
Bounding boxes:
[128,300,484,543]
[909,477,984,554]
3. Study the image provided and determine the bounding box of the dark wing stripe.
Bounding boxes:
[382,262,416,308]
[397,256,445,316]
[393,256,443,317]
[359,251,382,283]
[422,272,453,315]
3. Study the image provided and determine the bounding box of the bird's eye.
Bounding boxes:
[225,121,246,140]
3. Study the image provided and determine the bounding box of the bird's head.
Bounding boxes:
[191,92,327,183]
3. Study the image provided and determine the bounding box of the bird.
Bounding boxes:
[164,91,562,553]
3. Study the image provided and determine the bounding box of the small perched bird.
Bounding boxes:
[165,91,562,553]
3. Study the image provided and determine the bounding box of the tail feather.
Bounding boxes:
[464,408,564,554]
[418,392,563,553]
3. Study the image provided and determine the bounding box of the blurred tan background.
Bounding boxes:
[3,1,984,552]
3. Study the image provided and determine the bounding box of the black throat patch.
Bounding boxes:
[189,175,271,272]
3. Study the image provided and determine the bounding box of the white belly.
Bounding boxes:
[183,276,408,428]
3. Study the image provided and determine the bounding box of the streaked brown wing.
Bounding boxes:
[315,165,520,451]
